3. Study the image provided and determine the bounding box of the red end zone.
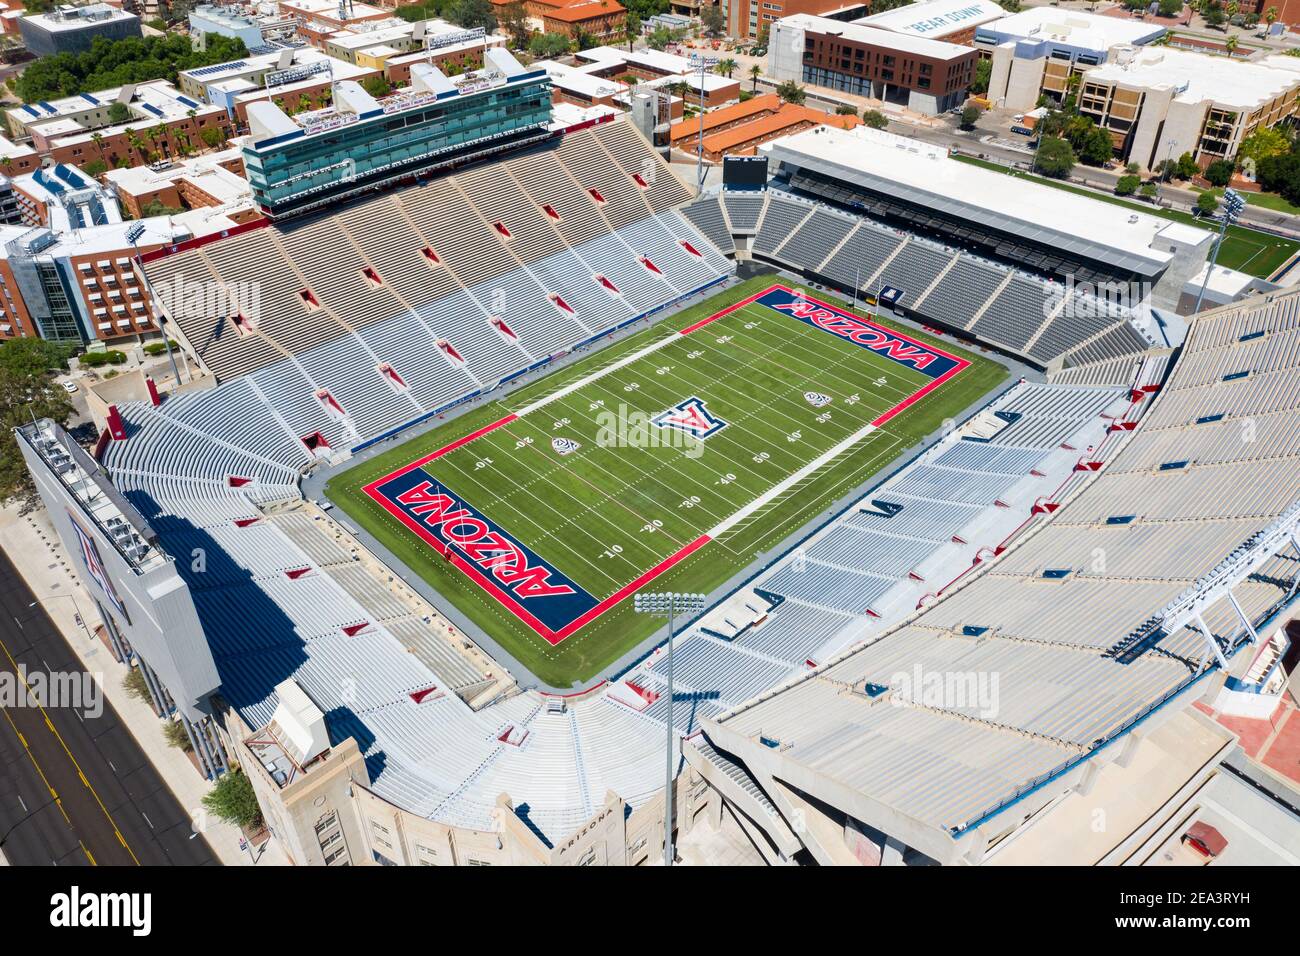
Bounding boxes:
[360,284,968,646]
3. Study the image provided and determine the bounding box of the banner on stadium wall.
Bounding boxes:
[68,511,130,624]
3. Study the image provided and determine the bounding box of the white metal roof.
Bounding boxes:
[855,0,1005,38]
[761,124,1176,271]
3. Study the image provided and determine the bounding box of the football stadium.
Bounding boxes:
[326,278,1005,684]
[13,81,1300,868]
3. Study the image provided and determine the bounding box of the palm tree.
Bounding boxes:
[623,14,639,52]
[1266,5,1279,27]
[749,63,762,93]
[717,57,737,78]
[90,130,104,162]
[1226,34,1239,54]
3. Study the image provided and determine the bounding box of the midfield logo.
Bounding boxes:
[551,437,581,456]
[653,397,728,439]
[804,391,832,408]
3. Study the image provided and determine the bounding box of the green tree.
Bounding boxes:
[1158,0,1183,14]
[775,79,805,105]
[1115,174,1140,195]
[861,108,888,129]
[716,57,737,79]
[701,2,725,36]
[1140,181,1158,199]
[108,101,130,124]
[1197,190,1219,215]
[959,104,980,130]
[748,63,762,92]
[16,33,248,103]
[1077,124,1114,166]
[200,126,224,149]
[499,0,530,47]
[361,74,392,98]
[446,0,497,32]
[1176,151,1200,179]
[1034,135,1076,178]
[1205,159,1234,186]
[0,342,74,510]
[529,31,573,58]
[970,58,992,96]
[1236,127,1290,172]
[201,769,263,830]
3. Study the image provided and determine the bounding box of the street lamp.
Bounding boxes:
[688,54,718,196]
[633,590,706,866]
[1191,187,1246,315]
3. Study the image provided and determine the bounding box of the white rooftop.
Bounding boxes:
[535,59,626,99]
[778,13,977,61]
[104,148,251,205]
[1088,45,1300,110]
[856,0,1005,38]
[22,3,137,30]
[761,124,1177,268]
[979,7,1164,51]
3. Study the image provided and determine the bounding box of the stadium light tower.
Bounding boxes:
[1191,187,1246,315]
[633,590,706,866]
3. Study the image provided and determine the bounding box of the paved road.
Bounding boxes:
[0,547,218,866]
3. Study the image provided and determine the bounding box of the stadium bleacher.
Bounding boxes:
[705,290,1300,858]
[88,114,1300,858]
[683,188,1155,370]
[148,123,730,432]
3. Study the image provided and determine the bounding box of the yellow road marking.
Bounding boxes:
[0,632,139,866]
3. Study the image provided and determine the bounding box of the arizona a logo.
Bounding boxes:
[653,397,728,439]
[552,437,581,456]
[804,391,832,408]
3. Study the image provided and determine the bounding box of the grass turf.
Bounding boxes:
[326,275,1008,686]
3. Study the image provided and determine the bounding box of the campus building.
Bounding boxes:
[5,79,234,170]
[575,46,741,106]
[489,0,628,39]
[978,7,1165,111]
[177,48,378,126]
[770,13,979,115]
[1076,47,1300,169]
[724,0,857,42]
[103,147,254,220]
[241,47,552,219]
[669,92,860,160]
[18,3,139,56]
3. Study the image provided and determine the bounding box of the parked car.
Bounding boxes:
[60,380,79,393]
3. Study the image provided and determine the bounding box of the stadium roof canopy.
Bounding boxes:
[761,125,1185,277]
[855,0,1005,39]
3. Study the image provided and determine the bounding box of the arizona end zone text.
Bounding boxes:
[363,285,969,644]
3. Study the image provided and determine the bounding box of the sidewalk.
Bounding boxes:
[0,503,288,867]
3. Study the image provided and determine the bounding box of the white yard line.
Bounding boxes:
[708,419,881,537]
[512,329,681,418]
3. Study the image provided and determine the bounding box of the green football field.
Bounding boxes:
[327,276,1008,686]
